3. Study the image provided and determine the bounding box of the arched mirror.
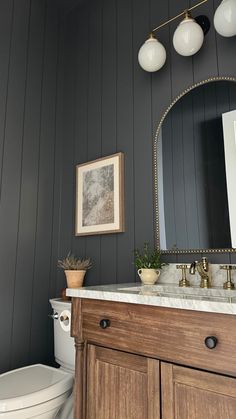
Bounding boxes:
[154,77,236,254]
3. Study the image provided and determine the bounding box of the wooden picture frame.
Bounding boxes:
[75,152,124,236]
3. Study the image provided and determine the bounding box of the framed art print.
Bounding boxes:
[75,152,124,236]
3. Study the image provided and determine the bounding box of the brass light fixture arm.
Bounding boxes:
[152,0,208,34]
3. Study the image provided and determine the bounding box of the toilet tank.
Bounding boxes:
[49,298,75,373]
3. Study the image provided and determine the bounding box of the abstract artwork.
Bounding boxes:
[75,153,124,235]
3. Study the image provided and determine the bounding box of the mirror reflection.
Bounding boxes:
[156,80,236,252]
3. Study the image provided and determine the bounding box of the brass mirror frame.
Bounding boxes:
[154,76,236,254]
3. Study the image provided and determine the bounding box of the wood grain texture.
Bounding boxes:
[86,344,160,419]
[161,363,174,419]
[162,362,236,419]
[71,298,86,419]
[80,298,236,377]
[72,298,236,418]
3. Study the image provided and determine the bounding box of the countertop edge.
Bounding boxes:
[66,287,236,316]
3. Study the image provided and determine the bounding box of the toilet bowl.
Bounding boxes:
[0,299,75,419]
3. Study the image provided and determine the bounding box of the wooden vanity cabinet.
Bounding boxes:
[71,298,236,419]
[86,345,160,419]
[162,363,236,419]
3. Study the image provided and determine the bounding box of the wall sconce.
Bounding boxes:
[214,0,236,37]
[138,0,210,72]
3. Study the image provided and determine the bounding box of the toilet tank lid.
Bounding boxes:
[0,364,73,413]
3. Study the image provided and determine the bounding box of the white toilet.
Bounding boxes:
[0,299,75,418]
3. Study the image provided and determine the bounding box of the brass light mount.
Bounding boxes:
[176,264,190,287]
[220,265,236,290]
[138,0,210,72]
[151,0,210,35]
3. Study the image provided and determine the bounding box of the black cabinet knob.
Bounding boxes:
[99,319,110,329]
[204,336,218,349]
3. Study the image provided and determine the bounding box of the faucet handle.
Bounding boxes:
[220,263,236,273]
[220,265,236,290]
[176,264,190,287]
[201,257,208,271]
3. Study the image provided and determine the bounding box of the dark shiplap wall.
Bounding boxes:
[1,0,236,374]
[55,0,236,295]
[0,0,61,373]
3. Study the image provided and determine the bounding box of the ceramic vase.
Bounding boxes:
[137,268,160,285]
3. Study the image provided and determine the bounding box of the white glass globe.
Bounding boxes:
[138,36,166,72]
[214,0,236,37]
[173,17,204,56]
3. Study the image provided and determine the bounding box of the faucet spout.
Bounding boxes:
[189,257,210,288]
[189,261,197,275]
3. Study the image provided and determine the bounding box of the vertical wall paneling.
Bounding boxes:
[2,0,236,374]
[100,0,118,285]
[85,0,103,286]
[48,20,65,364]
[56,12,78,293]
[133,0,153,255]
[0,0,14,189]
[150,0,172,131]
[0,0,60,374]
[116,0,135,282]
[169,0,193,99]
[59,0,236,281]
[29,0,59,364]
[213,0,236,75]
[0,0,31,373]
[172,104,188,249]
[182,93,199,249]
[150,0,178,265]
[192,0,218,82]
[70,4,89,289]
[10,0,47,369]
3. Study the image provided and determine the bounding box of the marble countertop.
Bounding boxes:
[66,282,236,315]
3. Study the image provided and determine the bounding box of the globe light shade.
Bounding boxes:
[173,16,204,56]
[138,35,166,72]
[214,0,236,37]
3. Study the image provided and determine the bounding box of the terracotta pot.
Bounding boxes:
[137,268,160,285]
[65,270,86,288]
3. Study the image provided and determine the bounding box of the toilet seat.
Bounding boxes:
[0,364,73,414]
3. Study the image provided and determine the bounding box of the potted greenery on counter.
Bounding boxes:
[134,243,167,285]
[58,252,92,288]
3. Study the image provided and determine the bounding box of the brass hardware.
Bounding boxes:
[220,265,236,290]
[152,0,208,33]
[176,264,190,287]
[200,277,210,289]
[201,256,208,272]
[189,257,211,288]
[154,76,236,255]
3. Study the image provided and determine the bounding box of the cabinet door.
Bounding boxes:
[86,344,160,419]
[162,362,236,419]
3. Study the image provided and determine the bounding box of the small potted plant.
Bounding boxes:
[134,243,167,285]
[58,252,92,288]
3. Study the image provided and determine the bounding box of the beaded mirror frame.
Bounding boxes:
[153,76,236,254]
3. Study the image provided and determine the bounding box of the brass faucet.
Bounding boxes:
[189,257,210,288]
